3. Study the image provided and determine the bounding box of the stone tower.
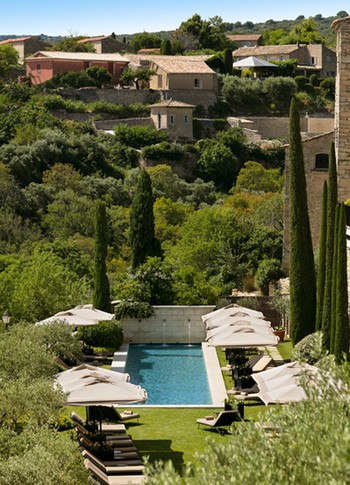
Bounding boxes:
[333,16,350,203]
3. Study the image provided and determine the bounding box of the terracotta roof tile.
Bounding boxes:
[227,34,262,41]
[233,44,301,57]
[26,51,130,63]
[0,36,32,44]
[78,36,109,43]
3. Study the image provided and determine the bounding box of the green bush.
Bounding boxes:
[115,300,154,319]
[89,101,150,118]
[142,141,184,162]
[294,75,308,91]
[113,124,168,148]
[291,331,324,364]
[255,258,283,295]
[78,320,124,349]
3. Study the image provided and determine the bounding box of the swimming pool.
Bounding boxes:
[124,344,213,405]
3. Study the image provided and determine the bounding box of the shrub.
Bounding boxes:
[113,124,168,148]
[78,320,124,349]
[142,142,184,162]
[255,258,283,295]
[291,331,325,364]
[115,300,154,319]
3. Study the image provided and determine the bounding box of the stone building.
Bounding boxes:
[150,99,195,140]
[0,36,50,63]
[78,36,130,53]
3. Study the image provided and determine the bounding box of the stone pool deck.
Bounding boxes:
[112,343,227,408]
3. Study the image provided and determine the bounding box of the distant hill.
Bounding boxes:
[1,12,348,47]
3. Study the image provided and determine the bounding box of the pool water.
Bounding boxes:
[125,344,212,405]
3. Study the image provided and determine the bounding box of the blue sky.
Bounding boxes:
[1,1,348,36]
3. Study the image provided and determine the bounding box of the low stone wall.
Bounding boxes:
[121,305,215,344]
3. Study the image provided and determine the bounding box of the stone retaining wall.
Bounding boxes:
[121,305,215,344]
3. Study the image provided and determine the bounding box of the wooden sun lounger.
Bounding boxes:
[71,411,126,434]
[82,449,144,474]
[252,356,273,372]
[84,459,144,484]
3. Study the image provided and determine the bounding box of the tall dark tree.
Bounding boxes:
[334,203,349,363]
[160,39,172,55]
[223,48,233,74]
[288,97,316,345]
[322,142,338,351]
[330,203,340,353]
[93,201,111,312]
[316,180,328,330]
[129,169,161,271]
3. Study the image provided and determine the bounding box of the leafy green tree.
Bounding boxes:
[113,124,168,149]
[0,250,90,321]
[119,67,155,89]
[0,44,19,78]
[0,427,89,484]
[130,32,162,52]
[255,258,283,295]
[85,66,112,87]
[93,201,111,312]
[316,181,327,331]
[288,98,316,344]
[179,14,230,50]
[51,36,95,52]
[235,161,283,193]
[322,142,337,351]
[196,140,237,191]
[334,203,349,363]
[263,76,297,112]
[279,17,325,44]
[129,170,161,271]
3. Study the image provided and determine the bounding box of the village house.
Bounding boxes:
[78,36,130,53]
[0,36,50,63]
[232,44,336,78]
[25,51,130,84]
[226,34,263,48]
[150,99,195,139]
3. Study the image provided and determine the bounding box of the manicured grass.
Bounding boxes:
[278,339,293,361]
[63,404,266,475]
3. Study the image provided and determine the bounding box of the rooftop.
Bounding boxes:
[26,51,130,63]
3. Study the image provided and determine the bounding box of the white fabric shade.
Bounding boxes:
[232,56,277,68]
[55,364,147,406]
[206,324,279,348]
[36,304,115,327]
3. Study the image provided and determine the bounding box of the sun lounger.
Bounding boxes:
[196,410,242,435]
[82,449,144,474]
[71,411,126,434]
[113,408,140,423]
[84,459,144,484]
[252,356,273,372]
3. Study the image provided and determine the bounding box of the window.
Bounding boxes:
[36,64,41,73]
[194,78,201,88]
[184,115,188,124]
[315,153,329,170]
[310,56,316,65]
[157,114,161,130]
[169,114,175,125]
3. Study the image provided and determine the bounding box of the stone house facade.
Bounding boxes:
[232,44,336,77]
[25,51,130,84]
[78,36,130,53]
[0,36,50,63]
[150,99,195,139]
[226,34,263,48]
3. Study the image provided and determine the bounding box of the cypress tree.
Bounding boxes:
[334,203,349,363]
[321,142,338,351]
[288,98,316,345]
[316,180,328,331]
[129,169,161,271]
[160,39,172,55]
[93,201,111,312]
[223,48,233,74]
[330,203,340,353]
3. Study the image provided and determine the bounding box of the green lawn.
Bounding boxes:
[277,339,293,361]
[64,405,267,475]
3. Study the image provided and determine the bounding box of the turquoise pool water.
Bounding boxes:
[125,344,212,405]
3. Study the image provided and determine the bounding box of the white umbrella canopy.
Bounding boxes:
[205,314,270,331]
[62,378,147,406]
[206,324,279,348]
[202,304,265,327]
[55,364,130,393]
[258,383,307,405]
[232,56,278,68]
[206,318,273,339]
[36,304,115,327]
